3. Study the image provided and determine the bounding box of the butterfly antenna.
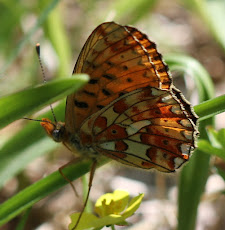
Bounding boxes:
[36,43,57,123]
[23,117,56,127]
[72,159,97,230]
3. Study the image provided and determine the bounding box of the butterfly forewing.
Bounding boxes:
[124,25,172,89]
[66,22,173,133]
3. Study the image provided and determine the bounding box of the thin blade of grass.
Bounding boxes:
[0,157,109,226]
[0,74,88,188]
[0,74,89,129]
[0,102,64,189]
[194,94,225,121]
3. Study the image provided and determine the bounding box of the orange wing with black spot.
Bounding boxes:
[65,22,172,133]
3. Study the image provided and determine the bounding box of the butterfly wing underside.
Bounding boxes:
[80,86,198,172]
[65,22,172,133]
[64,21,198,172]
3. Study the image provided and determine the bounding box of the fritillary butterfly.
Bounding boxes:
[40,21,199,229]
[42,21,198,173]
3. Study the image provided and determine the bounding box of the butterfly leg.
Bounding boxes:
[58,157,83,197]
[71,159,97,230]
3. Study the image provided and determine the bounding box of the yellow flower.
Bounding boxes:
[69,190,144,230]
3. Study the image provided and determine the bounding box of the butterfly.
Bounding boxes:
[41,21,198,173]
[40,21,198,229]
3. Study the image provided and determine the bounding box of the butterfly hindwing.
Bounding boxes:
[79,87,197,172]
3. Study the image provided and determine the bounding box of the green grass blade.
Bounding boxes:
[0,74,89,129]
[165,54,214,101]
[194,94,225,121]
[15,208,31,230]
[0,96,109,226]
[0,157,109,226]
[0,103,64,189]
[0,74,88,188]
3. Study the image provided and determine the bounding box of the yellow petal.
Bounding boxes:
[95,190,129,217]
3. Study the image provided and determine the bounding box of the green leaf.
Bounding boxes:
[0,74,89,129]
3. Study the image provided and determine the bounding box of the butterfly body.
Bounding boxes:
[41,22,198,173]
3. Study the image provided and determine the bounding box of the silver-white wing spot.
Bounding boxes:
[174,157,185,169]
[180,119,192,128]
[99,141,116,151]
[180,143,191,154]
[126,120,151,136]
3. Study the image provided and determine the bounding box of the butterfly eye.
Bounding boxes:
[52,128,64,142]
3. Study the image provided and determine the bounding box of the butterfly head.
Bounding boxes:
[41,118,66,143]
